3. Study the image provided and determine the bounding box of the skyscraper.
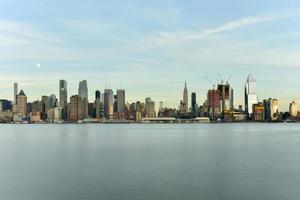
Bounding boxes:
[59,80,68,120]
[59,80,68,108]
[289,100,298,118]
[245,74,257,117]
[104,89,113,119]
[95,90,101,100]
[78,80,88,100]
[69,95,83,122]
[183,82,188,112]
[117,89,125,113]
[145,97,156,118]
[14,83,18,105]
[17,90,27,116]
[191,92,196,112]
[49,94,57,108]
[78,80,88,119]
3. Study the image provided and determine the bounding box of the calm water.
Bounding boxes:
[0,124,300,200]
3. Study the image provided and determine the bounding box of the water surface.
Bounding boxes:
[0,124,300,200]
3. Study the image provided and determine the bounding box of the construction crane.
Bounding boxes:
[204,76,215,89]
[218,73,224,84]
[226,75,232,84]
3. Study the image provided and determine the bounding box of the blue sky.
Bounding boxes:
[1,0,300,110]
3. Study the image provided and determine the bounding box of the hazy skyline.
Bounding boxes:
[1,0,300,110]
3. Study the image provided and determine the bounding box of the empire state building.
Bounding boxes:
[183,82,188,112]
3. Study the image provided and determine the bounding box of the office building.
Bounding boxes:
[289,100,298,118]
[245,74,257,117]
[191,92,197,112]
[69,95,83,122]
[117,89,125,113]
[252,102,264,121]
[183,82,188,112]
[17,90,27,116]
[14,83,18,105]
[104,89,114,119]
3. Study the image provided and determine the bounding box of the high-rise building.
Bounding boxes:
[14,83,18,105]
[264,98,279,121]
[49,94,57,108]
[78,80,88,119]
[17,90,27,116]
[78,80,88,100]
[145,97,156,118]
[289,100,298,118]
[207,89,221,120]
[59,80,68,108]
[0,99,12,112]
[69,95,83,122]
[41,96,50,114]
[117,89,125,113]
[245,74,257,117]
[104,89,113,119]
[95,90,101,100]
[217,83,233,113]
[191,92,196,112]
[183,82,188,112]
[252,102,264,121]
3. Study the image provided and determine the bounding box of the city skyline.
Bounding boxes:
[1,0,300,109]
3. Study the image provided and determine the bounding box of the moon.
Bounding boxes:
[36,63,41,68]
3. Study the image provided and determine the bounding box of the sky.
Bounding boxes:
[1,0,300,110]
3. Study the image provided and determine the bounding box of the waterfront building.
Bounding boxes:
[191,92,197,112]
[217,83,233,113]
[69,95,83,122]
[263,98,279,121]
[207,89,221,120]
[183,82,188,112]
[17,90,27,116]
[289,100,298,118]
[145,97,156,118]
[245,74,257,118]
[117,89,125,113]
[252,102,265,121]
[78,80,89,119]
[14,83,18,105]
[104,89,114,119]
[59,80,68,108]
[59,80,68,120]
[0,99,12,112]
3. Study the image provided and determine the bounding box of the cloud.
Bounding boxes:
[146,9,300,48]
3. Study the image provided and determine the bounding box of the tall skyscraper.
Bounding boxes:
[191,92,197,112]
[59,80,68,120]
[14,83,18,105]
[183,82,188,112]
[49,94,57,108]
[78,80,88,119]
[117,89,125,113]
[245,74,257,117]
[289,100,298,118]
[69,95,83,122]
[264,98,279,121]
[95,90,101,100]
[17,90,27,115]
[104,89,113,119]
[145,97,156,118]
[78,80,88,100]
[59,80,68,108]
